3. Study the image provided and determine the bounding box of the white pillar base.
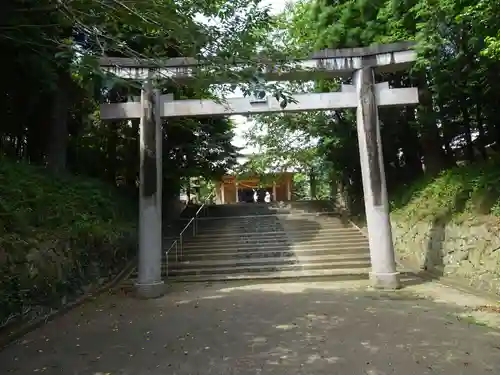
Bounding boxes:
[135,280,166,299]
[369,271,400,290]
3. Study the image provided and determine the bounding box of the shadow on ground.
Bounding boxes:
[1,280,499,375]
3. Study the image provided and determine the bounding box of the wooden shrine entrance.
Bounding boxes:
[216,173,294,204]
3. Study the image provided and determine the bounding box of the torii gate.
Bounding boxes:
[99,42,419,298]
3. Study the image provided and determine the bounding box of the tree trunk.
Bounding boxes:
[46,71,70,173]
[416,76,447,174]
[309,169,317,199]
[162,175,181,222]
[25,99,49,163]
[106,120,119,184]
[336,178,349,212]
[434,94,455,165]
[186,178,191,202]
[401,107,423,180]
[475,101,487,159]
[459,102,475,162]
[328,170,337,201]
[124,119,140,191]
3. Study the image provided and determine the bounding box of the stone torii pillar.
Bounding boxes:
[136,79,165,298]
[353,67,398,289]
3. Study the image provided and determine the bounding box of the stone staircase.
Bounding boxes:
[162,202,371,282]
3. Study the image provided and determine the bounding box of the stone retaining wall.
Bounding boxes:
[350,213,500,296]
[392,216,500,295]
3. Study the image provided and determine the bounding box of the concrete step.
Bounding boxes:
[128,200,368,284]
[197,214,344,224]
[182,239,369,252]
[196,213,343,223]
[133,256,371,278]
[183,234,367,249]
[172,253,371,269]
[285,231,366,240]
[193,225,341,235]
[168,268,370,283]
[167,259,370,276]
[185,237,290,249]
[188,227,361,240]
[198,212,340,222]
[198,212,340,221]
[204,206,279,218]
[176,246,369,261]
[194,224,350,236]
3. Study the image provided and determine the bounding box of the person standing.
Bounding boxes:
[264,191,271,203]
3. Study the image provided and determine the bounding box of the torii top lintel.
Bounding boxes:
[98,41,417,83]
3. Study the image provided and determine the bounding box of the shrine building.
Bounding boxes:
[215,172,294,204]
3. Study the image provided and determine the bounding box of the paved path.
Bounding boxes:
[1,279,500,374]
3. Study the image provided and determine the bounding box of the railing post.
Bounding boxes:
[165,254,169,277]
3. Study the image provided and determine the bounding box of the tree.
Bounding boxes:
[243,111,329,199]
[243,0,500,215]
[0,0,277,199]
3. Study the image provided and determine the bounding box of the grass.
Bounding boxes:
[390,159,500,223]
[0,159,137,327]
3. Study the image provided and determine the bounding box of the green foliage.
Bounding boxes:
[292,172,332,200]
[0,0,288,329]
[0,160,136,327]
[391,160,500,223]
[0,0,272,200]
[292,173,310,200]
[198,179,217,202]
[248,0,500,215]
[244,111,323,172]
[164,116,238,182]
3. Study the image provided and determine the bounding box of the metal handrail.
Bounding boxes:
[164,191,214,277]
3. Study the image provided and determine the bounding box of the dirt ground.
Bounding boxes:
[1,277,500,375]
